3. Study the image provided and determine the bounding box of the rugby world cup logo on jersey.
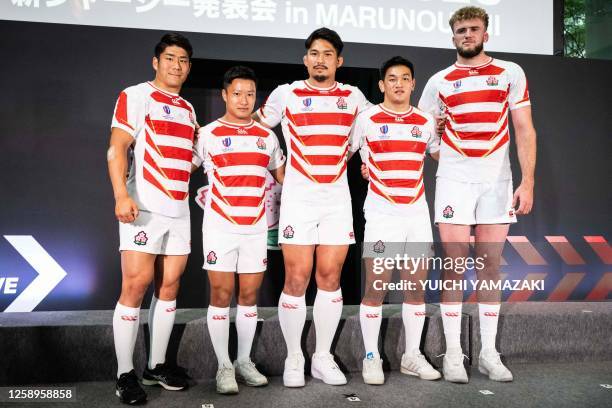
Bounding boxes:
[222,137,233,152]
[162,105,173,120]
[302,97,313,111]
[486,76,499,86]
[411,126,422,138]
[453,80,462,90]
[379,125,390,139]
[336,97,348,110]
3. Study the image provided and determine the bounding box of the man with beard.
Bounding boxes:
[253,28,371,387]
[418,6,536,383]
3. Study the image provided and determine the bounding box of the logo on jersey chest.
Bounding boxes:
[222,137,233,152]
[336,97,348,110]
[469,69,480,76]
[302,97,313,111]
[453,80,462,90]
[237,127,248,135]
[379,125,390,139]
[162,105,174,120]
[256,137,266,150]
[171,97,182,106]
[486,76,499,86]
[411,126,422,138]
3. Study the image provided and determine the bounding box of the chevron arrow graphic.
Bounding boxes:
[3,235,67,313]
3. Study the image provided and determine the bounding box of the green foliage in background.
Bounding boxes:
[565,0,586,57]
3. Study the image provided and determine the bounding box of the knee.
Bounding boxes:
[315,267,341,291]
[155,280,180,300]
[238,287,258,306]
[121,278,149,302]
[210,285,233,308]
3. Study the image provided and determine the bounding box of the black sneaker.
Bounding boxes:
[116,370,147,405]
[142,363,189,391]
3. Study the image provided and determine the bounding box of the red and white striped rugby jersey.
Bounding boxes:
[111,82,197,218]
[257,80,371,203]
[418,58,530,183]
[194,119,285,235]
[349,104,439,216]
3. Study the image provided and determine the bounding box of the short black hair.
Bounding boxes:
[305,27,344,55]
[223,65,257,89]
[379,56,415,80]
[154,33,193,59]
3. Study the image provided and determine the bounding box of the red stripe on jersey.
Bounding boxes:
[442,89,509,108]
[449,105,507,124]
[286,109,356,127]
[149,90,193,112]
[370,182,425,204]
[162,168,190,182]
[144,150,171,180]
[216,173,266,188]
[444,131,509,157]
[368,169,423,189]
[143,167,171,198]
[290,139,346,166]
[145,130,164,156]
[441,133,465,155]
[211,125,269,137]
[168,190,188,200]
[212,184,264,207]
[448,117,508,141]
[368,140,427,154]
[369,156,423,172]
[369,111,428,125]
[114,92,134,130]
[515,82,530,105]
[288,123,346,146]
[146,117,194,140]
[157,145,193,162]
[211,200,265,225]
[211,152,270,168]
[290,156,346,183]
[292,88,352,97]
[443,64,505,81]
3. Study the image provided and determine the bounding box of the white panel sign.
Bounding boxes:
[2,0,553,55]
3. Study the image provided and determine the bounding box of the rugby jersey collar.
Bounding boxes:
[379,104,414,117]
[217,118,255,128]
[454,57,494,70]
[147,81,181,97]
[303,80,338,92]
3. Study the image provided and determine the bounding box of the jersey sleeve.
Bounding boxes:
[348,112,367,154]
[111,87,145,139]
[193,127,209,170]
[267,131,286,170]
[507,63,531,110]
[424,114,440,154]
[353,87,373,114]
[418,75,442,116]
[257,84,289,128]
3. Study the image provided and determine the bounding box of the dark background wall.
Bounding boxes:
[0,21,610,311]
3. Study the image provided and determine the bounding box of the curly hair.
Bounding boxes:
[448,6,489,31]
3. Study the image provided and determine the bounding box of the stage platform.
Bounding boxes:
[1,302,611,387]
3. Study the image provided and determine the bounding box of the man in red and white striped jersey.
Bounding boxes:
[253,28,371,387]
[349,56,441,385]
[107,33,196,404]
[418,7,537,384]
[193,66,285,394]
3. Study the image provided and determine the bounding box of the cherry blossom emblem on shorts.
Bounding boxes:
[256,137,266,150]
[486,76,499,86]
[134,231,148,246]
[443,205,455,219]
[349,231,355,239]
[373,240,385,254]
[283,225,294,239]
[336,97,348,110]
[206,251,217,265]
[411,126,422,138]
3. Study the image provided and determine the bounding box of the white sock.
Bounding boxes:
[402,303,426,355]
[359,303,382,359]
[113,303,140,378]
[278,292,306,356]
[207,305,231,366]
[147,296,176,370]
[440,303,462,351]
[236,304,258,362]
[479,303,500,352]
[313,288,343,355]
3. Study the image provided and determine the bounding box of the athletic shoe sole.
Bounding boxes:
[236,374,268,387]
[478,365,513,382]
[311,366,347,385]
[400,366,442,380]
[115,389,146,405]
[141,378,185,391]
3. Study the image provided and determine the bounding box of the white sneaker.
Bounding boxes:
[283,353,305,388]
[478,349,513,382]
[400,351,441,380]
[442,348,469,384]
[215,362,239,394]
[362,354,384,385]
[234,358,268,387]
[311,352,347,385]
